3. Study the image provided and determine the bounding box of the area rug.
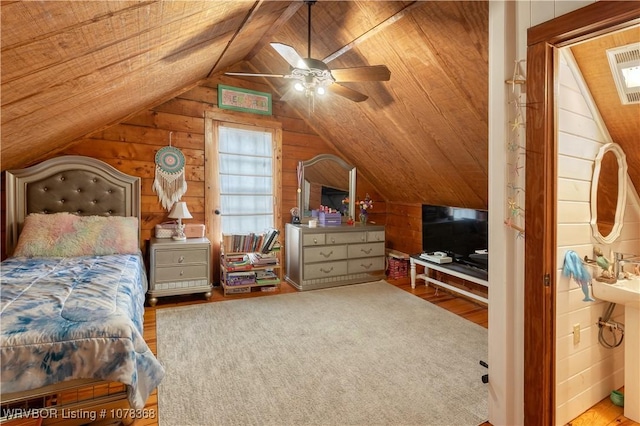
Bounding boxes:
[156,280,488,426]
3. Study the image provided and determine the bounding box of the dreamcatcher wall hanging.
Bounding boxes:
[153,132,187,211]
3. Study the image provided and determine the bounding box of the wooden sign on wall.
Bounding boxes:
[218,85,272,115]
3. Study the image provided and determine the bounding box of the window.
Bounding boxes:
[218,125,274,234]
[204,111,282,259]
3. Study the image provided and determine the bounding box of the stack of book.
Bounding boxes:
[255,270,279,286]
[226,271,256,286]
[221,228,280,254]
[247,252,278,266]
[223,254,252,271]
[260,228,280,253]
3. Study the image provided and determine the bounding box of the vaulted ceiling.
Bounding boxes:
[1,1,637,209]
[570,26,640,192]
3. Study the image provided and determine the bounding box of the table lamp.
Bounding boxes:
[168,201,192,241]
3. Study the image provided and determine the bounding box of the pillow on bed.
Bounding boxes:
[13,212,139,257]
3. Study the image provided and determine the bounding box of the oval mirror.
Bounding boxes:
[297,154,356,222]
[590,143,627,244]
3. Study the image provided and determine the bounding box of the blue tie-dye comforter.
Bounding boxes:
[0,254,165,409]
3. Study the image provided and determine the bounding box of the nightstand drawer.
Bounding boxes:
[155,248,208,266]
[155,264,209,282]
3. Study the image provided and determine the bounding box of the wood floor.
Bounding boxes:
[132,276,630,426]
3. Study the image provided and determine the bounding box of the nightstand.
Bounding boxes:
[148,237,212,306]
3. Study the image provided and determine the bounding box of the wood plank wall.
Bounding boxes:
[385,202,422,255]
[0,76,422,269]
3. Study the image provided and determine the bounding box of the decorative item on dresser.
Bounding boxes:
[148,237,212,306]
[285,223,386,291]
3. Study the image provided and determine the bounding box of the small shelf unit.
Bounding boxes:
[220,244,282,296]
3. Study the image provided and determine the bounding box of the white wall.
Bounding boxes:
[555,49,640,425]
[488,1,611,425]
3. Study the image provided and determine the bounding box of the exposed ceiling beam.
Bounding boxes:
[207,0,266,78]
[322,1,421,64]
[245,1,303,60]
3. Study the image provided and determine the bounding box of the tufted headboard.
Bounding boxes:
[5,155,141,256]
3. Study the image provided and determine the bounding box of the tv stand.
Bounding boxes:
[410,255,488,304]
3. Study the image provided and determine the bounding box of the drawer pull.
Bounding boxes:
[320,267,334,274]
[330,237,335,243]
[180,270,184,276]
[361,236,365,241]
[320,250,333,258]
[178,256,185,263]
[360,248,373,254]
[361,263,373,269]
[313,238,318,244]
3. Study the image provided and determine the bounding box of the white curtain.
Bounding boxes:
[218,126,274,234]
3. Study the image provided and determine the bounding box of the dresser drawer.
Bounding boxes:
[348,257,385,274]
[348,242,385,259]
[304,245,348,263]
[155,264,209,282]
[367,230,385,242]
[155,248,208,266]
[303,233,326,246]
[325,232,366,245]
[304,261,348,279]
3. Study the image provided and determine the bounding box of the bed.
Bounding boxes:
[1,156,164,425]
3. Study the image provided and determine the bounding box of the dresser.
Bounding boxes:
[148,237,212,306]
[285,223,385,291]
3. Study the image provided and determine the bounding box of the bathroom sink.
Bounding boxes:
[592,276,640,423]
[592,277,640,309]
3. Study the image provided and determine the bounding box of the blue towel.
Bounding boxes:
[562,250,594,302]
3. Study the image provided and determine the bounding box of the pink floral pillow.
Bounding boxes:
[13,212,139,257]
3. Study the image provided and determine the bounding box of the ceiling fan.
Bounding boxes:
[225,0,391,103]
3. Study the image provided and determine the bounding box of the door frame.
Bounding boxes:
[204,110,283,283]
[524,2,640,424]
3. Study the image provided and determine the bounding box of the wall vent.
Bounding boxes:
[606,43,640,105]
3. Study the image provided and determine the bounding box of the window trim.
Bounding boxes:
[204,111,282,281]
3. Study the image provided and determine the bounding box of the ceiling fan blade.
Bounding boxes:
[225,72,286,78]
[328,84,369,102]
[330,65,391,82]
[271,42,309,70]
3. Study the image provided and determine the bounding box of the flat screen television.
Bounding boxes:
[422,204,488,270]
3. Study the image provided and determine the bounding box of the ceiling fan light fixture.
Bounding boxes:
[224,0,389,107]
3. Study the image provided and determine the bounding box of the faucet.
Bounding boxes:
[613,252,640,278]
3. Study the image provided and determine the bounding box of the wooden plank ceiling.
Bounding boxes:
[570,26,640,192]
[1,1,636,208]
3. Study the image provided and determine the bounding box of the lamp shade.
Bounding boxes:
[168,201,192,220]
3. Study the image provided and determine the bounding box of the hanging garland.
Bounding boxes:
[504,60,526,238]
[153,132,187,211]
